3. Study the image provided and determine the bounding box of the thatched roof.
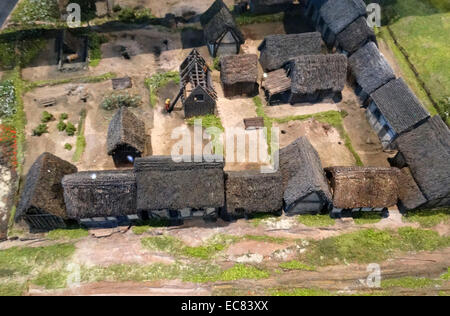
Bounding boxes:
[62,170,137,219]
[225,171,283,215]
[107,107,146,155]
[251,0,292,5]
[319,0,367,34]
[308,0,329,10]
[289,54,347,94]
[201,0,244,44]
[397,167,428,211]
[258,32,323,72]
[336,16,376,55]
[393,115,450,204]
[349,42,396,94]
[220,54,258,85]
[325,166,400,209]
[370,78,430,135]
[262,68,291,96]
[134,156,225,210]
[279,137,332,211]
[16,153,77,220]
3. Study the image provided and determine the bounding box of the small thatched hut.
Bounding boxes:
[62,170,137,219]
[248,0,294,14]
[262,68,292,105]
[336,16,377,56]
[325,167,400,213]
[200,0,245,57]
[225,171,283,218]
[348,42,396,101]
[287,54,347,104]
[134,156,225,211]
[220,54,259,98]
[317,0,367,47]
[258,32,322,72]
[366,78,430,148]
[15,153,78,231]
[279,137,332,214]
[107,107,146,167]
[390,115,450,209]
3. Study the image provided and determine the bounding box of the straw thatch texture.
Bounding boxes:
[62,170,137,219]
[220,54,258,85]
[225,171,283,216]
[16,153,78,221]
[258,32,322,72]
[325,166,400,209]
[397,167,428,211]
[134,156,225,210]
[336,16,376,55]
[262,68,292,96]
[249,0,293,14]
[319,0,367,34]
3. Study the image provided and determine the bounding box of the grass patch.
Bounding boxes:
[249,212,280,227]
[244,235,287,244]
[72,109,87,162]
[47,228,89,240]
[381,277,441,289]
[219,264,269,281]
[270,288,332,296]
[32,269,70,290]
[353,212,383,225]
[186,114,225,154]
[279,260,316,271]
[11,0,59,25]
[235,12,284,25]
[0,282,26,296]
[27,72,117,89]
[296,214,335,227]
[441,268,450,280]
[403,208,450,228]
[145,72,180,107]
[131,219,170,235]
[88,33,108,67]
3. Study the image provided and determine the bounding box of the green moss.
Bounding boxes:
[219,264,269,281]
[441,268,450,280]
[396,227,450,252]
[297,214,336,227]
[32,270,70,290]
[145,72,180,107]
[270,288,332,296]
[353,212,383,225]
[47,228,89,240]
[403,208,450,228]
[279,260,316,271]
[382,277,441,289]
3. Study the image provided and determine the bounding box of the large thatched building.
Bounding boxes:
[316,0,367,47]
[258,32,322,72]
[62,170,137,219]
[134,156,225,212]
[279,137,332,214]
[16,153,78,231]
[200,0,245,57]
[220,54,259,98]
[389,115,450,210]
[262,68,292,105]
[225,171,283,218]
[107,107,146,167]
[325,167,400,213]
[335,16,377,56]
[348,42,396,102]
[287,54,347,104]
[366,78,430,148]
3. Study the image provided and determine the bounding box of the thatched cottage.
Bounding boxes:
[200,0,245,57]
[107,107,146,167]
[389,115,450,210]
[56,30,89,72]
[287,54,347,104]
[220,54,259,98]
[258,32,322,72]
[348,42,396,102]
[279,137,332,214]
[335,16,377,56]
[62,170,137,219]
[325,167,400,214]
[317,0,367,47]
[366,78,430,148]
[262,68,292,105]
[16,153,77,231]
[225,171,283,218]
[134,156,225,212]
[170,49,217,118]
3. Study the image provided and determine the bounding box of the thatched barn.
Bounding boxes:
[335,16,377,56]
[220,54,259,98]
[287,54,347,104]
[366,78,430,148]
[134,156,225,212]
[325,167,400,213]
[15,153,78,231]
[247,0,294,14]
[316,0,367,47]
[258,32,322,72]
[279,137,332,214]
[56,30,89,72]
[225,171,283,218]
[200,0,245,57]
[389,115,450,210]
[348,42,396,101]
[107,107,146,167]
[170,49,217,118]
[62,170,137,219]
[262,68,292,105]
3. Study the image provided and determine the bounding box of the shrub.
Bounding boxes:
[0,80,16,118]
[101,93,142,111]
[32,124,48,136]
[64,143,72,151]
[213,57,221,71]
[113,5,122,12]
[60,113,68,120]
[41,111,54,123]
[57,121,67,132]
[66,122,76,136]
